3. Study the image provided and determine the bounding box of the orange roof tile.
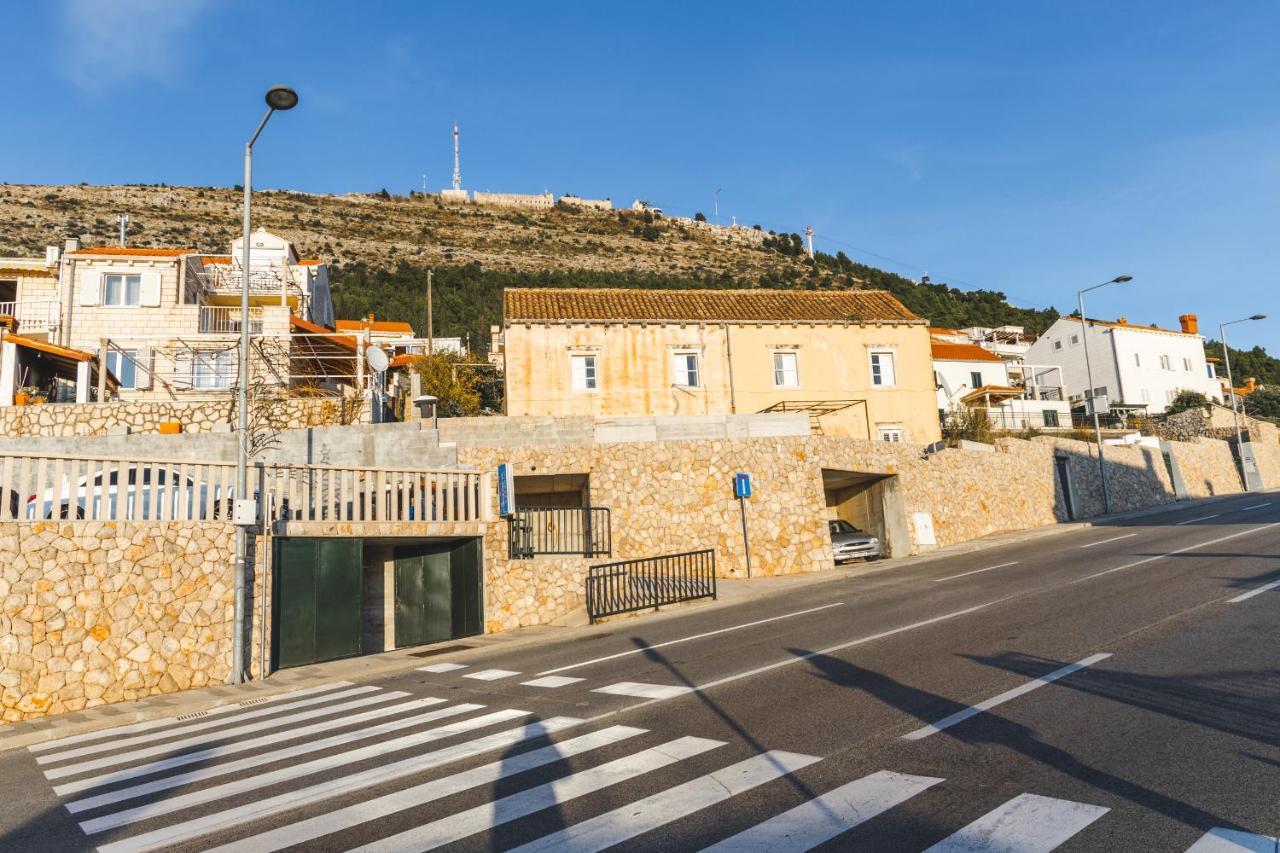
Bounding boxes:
[5,333,95,362]
[931,341,1005,362]
[297,259,324,265]
[1086,318,1196,337]
[389,353,419,369]
[200,255,232,266]
[504,288,922,324]
[335,319,415,335]
[66,247,192,258]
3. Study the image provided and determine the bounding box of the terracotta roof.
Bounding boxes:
[929,327,963,336]
[335,319,415,335]
[66,247,192,258]
[1086,318,1196,337]
[389,353,419,369]
[5,333,95,362]
[503,288,922,324]
[931,341,1005,362]
[290,315,359,350]
[200,255,231,266]
[297,259,324,266]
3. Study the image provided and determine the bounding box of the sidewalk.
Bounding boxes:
[2,487,1270,753]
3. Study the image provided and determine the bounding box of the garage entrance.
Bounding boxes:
[821,469,909,557]
[272,536,483,670]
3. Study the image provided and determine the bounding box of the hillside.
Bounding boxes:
[1,183,1062,349]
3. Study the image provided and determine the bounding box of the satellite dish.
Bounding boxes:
[365,347,389,373]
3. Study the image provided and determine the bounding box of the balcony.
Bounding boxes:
[199,305,264,335]
[0,300,59,334]
[197,263,303,303]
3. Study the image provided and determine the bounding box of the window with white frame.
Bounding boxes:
[106,349,138,389]
[671,351,700,387]
[1183,357,1192,371]
[869,351,896,387]
[772,351,799,387]
[570,354,597,391]
[876,425,905,442]
[1160,354,1171,370]
[193,350,235,389]
[1134,353,1141,367]
[103,274,142,307]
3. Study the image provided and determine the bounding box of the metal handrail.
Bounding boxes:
[585,549,715,623]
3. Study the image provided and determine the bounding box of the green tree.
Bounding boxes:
[1166,389,1209,415]
[694,211,707,222]
[410,352,483,416]
[1244,386,1280,419]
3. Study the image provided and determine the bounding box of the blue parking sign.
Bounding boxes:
[733,472,751,499]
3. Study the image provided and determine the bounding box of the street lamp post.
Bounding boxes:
[1220,314,1266,491]
[1077,275,1133,515]
[232,85,298,685]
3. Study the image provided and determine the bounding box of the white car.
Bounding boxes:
[26,466,230,521]
[829,519,882,563]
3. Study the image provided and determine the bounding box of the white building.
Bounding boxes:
[932,334,1071,430]
[1024,313,1222,415]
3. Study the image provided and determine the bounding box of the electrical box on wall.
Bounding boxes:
[233,499,259,526]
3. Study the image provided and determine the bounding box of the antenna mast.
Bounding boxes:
[451,122,462,191]
[805,225,815,259]
[117,214,129,247]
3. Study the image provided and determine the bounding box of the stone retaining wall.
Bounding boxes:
[0,396,368,437]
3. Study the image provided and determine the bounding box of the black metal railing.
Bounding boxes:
[507,506,612,559]
[585,549,716,623]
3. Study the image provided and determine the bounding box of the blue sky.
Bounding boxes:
[3,1,1277,350]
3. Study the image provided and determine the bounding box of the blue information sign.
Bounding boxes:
[733,472,752,499]
[498,463,515,517]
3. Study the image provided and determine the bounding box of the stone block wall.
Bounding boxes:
[0,521,236,723]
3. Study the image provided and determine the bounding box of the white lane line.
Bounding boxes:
[45,689,406,780]
[934,562,1019,583]
[923,793,1109,852]
[902,653,1112,741]
[417,662,467,673]
[81,708,530,836]
[1075,523,1280,585]
[537,603,845,675]
[1241,502,1272,511]
[1185,827,1280,851]
[1080,533,1138,548]
[27,682,353,754]
[521,675,585,688]
[351,736,727,853]
[201,726,648,853]
[1228,579,1280,604]
[508,750,821,853]
[701,770,943,852]
[37,684,380,766]
[93,715,582,853]
[1176,514,1220,525]
[593,681,694,700]
[60,700,471,808]
[462,668,520,681]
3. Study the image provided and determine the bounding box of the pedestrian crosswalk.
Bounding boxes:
[27,680,1278,852]
[417,659,696,703]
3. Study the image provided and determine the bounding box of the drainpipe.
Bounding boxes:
[724,323,737,414]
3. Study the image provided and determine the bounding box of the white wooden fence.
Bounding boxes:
[0,452,489,525]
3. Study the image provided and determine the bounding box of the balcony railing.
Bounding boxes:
[197,264,304,300]
[199,305,264,334]
[0,300,58,332]
[507,506,612,558]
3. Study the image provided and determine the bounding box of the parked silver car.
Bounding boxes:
[829,519,882,563]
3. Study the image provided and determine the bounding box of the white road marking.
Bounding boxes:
[351,736,727,853]
[1227,579,1280,604]
[701,770,943,852]
[27,681,353,754]
[537,603,845,675]
[1184,827,1280,851]
[934,562,1019,582]
[923,793,1109,852]
[44,689,407,780]
[81,708,530,836]
[91,714,582,853]
[1080,533,1138,548]
[521,675,585,688]
[508,750,821,853]
[902,653,1112,740]
[593,682,694,700]
[1176,514,1219,525]
[1075,523,1280,585]
[463,668,521,681]
[1240,502,1271,511]
[36,684,381,766]
[60,700,472,808]
[201,726,648,853]
[417,662,467,673]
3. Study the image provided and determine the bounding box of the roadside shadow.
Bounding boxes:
[487,716,568,851]
[794,648,1240,833]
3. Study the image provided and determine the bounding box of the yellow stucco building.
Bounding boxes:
[501,288,941,442]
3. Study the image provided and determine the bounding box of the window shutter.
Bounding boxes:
[78,270,101,306]
[139,271,162,307]
[134,348,153,389]
[172,351,193,389]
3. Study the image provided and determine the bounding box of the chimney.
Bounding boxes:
[1245,377,1257,391]
[1178,313,1198,335]
[64,236,81,253]
[1115,316,1128,324]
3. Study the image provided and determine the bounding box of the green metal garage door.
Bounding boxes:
[273,538,363,669]
[394,538,482,648]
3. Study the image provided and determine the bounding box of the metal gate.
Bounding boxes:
[394,539,483,648]
[272,538,363,669]
[585,549,716,623]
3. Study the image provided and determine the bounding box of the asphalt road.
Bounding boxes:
[2,492,1278,852]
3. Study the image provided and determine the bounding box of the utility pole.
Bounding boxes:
[116,214,128,247]
[426,269,434,356]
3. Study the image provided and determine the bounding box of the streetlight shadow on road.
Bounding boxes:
[793,648,1246,834]
[487,716,569,851]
